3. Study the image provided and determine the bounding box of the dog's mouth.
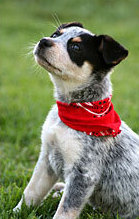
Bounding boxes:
[39,55,61,72]
[34,47,61,73]
[37,54,62,73]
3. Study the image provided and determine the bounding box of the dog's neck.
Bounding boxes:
[50,73,112,103]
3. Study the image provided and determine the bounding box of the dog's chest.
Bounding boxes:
[41,106,83,176]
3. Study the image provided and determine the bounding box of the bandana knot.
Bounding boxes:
[56,96,121,137]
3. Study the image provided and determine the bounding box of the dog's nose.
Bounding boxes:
[39,38,53,48]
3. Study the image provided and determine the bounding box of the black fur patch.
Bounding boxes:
[67,33,128,76]
[67,34,111,73]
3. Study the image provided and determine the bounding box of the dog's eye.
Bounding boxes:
[51,32,61,38]
[52,33,58,38]
[71,43,81,52]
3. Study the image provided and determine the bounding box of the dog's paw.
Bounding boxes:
[52,182,65,198]
[13,200,22,212]
[13,205,20,212]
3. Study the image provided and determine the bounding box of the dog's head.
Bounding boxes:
[34,22,128,96]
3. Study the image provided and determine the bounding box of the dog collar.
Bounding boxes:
[56,96,121,137]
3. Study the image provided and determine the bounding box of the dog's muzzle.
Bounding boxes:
[34,38,62,73]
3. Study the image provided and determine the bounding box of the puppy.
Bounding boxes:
[14,22,139,219]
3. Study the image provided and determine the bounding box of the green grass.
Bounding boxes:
[0,0,139,218]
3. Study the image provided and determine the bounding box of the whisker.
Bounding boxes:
[25,42,37,56]
[54,12,61,26]
[51,22,58,30]
[52,13,58,29]
[52,13,61,29]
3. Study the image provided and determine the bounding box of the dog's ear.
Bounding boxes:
[97,35,128,66]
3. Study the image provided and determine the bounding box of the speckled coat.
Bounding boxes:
[14,22,139,219]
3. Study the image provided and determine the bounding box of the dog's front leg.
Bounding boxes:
[53,170,98,219]
[14,153,58,211]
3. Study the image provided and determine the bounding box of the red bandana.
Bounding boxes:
[56,96,121,137]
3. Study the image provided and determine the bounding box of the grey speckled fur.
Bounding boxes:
[14,24,139,219]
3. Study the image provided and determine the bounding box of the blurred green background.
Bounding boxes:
[0,0,139,218]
